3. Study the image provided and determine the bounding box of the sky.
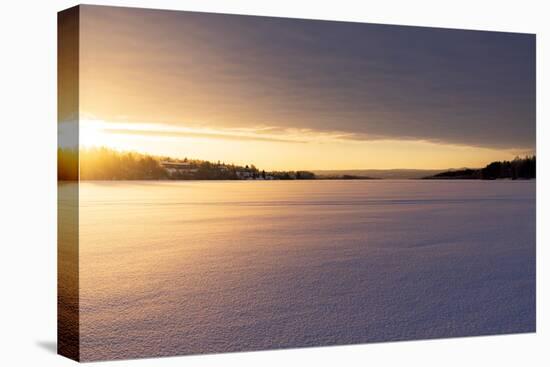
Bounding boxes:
[63,5,536,170]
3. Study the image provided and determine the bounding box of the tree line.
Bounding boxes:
[59,147,168,180]
[424,156,536,180]
[58,147,317,181]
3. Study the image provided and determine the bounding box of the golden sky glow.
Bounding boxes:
[70,119,529,171]
[70,6,536,171]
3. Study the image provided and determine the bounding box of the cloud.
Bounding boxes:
[102,126,307,144]
[80,6,536,151]
[84,117,535,153]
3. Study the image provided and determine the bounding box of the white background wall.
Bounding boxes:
[0,0,547,365]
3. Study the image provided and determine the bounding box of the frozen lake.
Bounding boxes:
[73,180,535,361]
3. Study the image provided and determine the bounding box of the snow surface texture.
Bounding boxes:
[76,180,535,361]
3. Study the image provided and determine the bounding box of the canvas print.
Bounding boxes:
[58,5,536,362]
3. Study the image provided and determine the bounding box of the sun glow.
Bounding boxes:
[73,119,528,171]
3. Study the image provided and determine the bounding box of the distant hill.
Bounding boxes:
[423,156,535,180]
[423,168,481,180]
[313,169,445,180]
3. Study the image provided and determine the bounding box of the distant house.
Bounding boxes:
[161,161,198,175]
[236,170,252,179]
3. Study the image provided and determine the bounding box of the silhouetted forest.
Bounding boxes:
[58,147,317,181]
[58,147,167,181]
[59,148,535,182]
[424,156,536,180]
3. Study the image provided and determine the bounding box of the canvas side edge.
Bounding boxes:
[57,5,80,362]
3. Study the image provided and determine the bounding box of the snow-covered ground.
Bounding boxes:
[76,180,535,361]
